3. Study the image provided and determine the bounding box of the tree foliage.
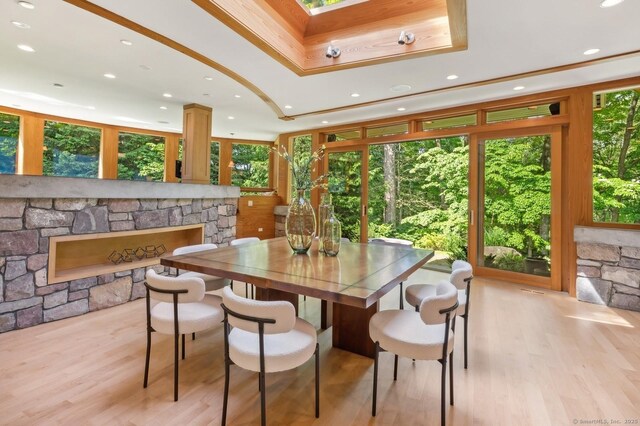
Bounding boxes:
[44,121,101,178]
[118,132,165,181]
[0,113,19,174]
[231,143,269,188]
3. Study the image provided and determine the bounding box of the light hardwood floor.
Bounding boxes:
[1,270,639,425]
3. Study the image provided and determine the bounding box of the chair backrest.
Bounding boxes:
[145,269,205,303]
[221,287,295,334]
[173,243,218,256]
[229,237,260,246]
[419,281,459,325]
[450,260,473,290]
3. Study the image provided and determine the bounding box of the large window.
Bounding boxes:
[593,87,640,224]
[43,121,101,178]
[210,141,219,185]
[290,135,312,196]
[231,143,270,188]
[0,113,19,174]
[118,132,165,182]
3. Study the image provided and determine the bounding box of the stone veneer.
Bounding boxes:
[274,205,287,237]
[0,197,237,333]
[574,226,640,312]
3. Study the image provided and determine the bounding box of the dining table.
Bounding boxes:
[161,237,433,358]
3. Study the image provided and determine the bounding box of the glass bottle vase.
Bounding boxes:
[317,192,332,253]
[322,205,341,257]
[285,189,316,254]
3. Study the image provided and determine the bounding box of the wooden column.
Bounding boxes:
[182,104,212,184]
[218,139,232,185]
[164,134,180,183]
[17,114,44,175]
[99,126,118,179]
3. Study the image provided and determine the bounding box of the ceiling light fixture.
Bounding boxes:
[584,48,600,55]
[163,93,172,98]
[139,65,151,71]
[228,116,235,120]
[204,76,213,81]
[447,74,459,80]
[160,106,167,110]
[513,86,525,91]
[284,105,292,109]
[17,44,34,52]
[234,94,241,98]
[600,0,624,7]
[120,39,133,46]
[397,107,406,111]
[53,83,64,88]
[11,21,30,29]
[350,93,360,98]
[390,84,411,93]
[18,1,35,10]
[103,73,116,79]
[325,44,341,59]
[398,31,415,45]
[322,120,329,124]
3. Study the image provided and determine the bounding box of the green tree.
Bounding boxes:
[43,121,100,178]
[118,132,165,181]
[0,113,19,174]
[231,144,270,188]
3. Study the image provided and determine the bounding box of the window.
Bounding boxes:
[593,87,640,224]
[0,113,19,174]
[422,114,477,131]
[118,132,165,182]
[325,129,361,142]
[210,141,219,185]
[231,143,270,188]
[486,103,557,123]
[290,135,312,195]
[366,123,409,138]
[43,121,101,178]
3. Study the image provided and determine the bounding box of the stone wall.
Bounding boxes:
[274,205,287,237]
[575,226,640,312]
[0,197,237,333]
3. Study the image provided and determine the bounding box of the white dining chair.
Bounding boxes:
[143,270,223,401]
[229,237,260,299]
[220,286,319,426]
[173,243,231,293]
[405,260,473,368]
[370,281,458,426]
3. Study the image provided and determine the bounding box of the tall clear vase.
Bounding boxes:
[317,192,332,253]
[285,189,316,254]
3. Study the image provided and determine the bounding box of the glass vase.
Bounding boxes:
[285,189,316,254]
[322,205,341,257]
[317,192,332,253]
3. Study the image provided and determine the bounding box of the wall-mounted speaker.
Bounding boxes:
[175,160,182,179]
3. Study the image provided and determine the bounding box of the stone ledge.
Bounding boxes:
[274,205,288,216]
[0,175,240,200]
[574,226,640,248]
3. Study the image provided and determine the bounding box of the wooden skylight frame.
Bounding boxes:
[192,0,467,75]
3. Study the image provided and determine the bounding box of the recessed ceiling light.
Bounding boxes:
[87,106,96,110]
[139,65,151,71]
[284,105,293,109]
[163,93,172,98]
[203,93,210,97]
[53,83,64,88]
[12,104,21,107]
[203,76,213,81]
[160,106,167,110]
[228,116,235,120]
[103,73,116,79]
[446,74,459,80]
[584,48,600,55]
[513,86,525,91]
[600,0,624,7]
[158,120,169,124]
[321,120,329,124]
[11,21,30,29]
[18,1,35,10]
[390,84,412,93]
[17,44,34,52]
[234,94,241,98]
[350,93,360,98]
[397,107,406,111]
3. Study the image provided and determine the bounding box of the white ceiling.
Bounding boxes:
[1,0,639,140]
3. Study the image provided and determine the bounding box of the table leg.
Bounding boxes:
[321,300,333,330]
[255,288,299,316]
[332,301,379,358]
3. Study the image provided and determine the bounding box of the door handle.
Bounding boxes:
[469,210,474,226]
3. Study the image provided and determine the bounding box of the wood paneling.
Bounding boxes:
[182,104,212,185]
[99,126,118,179]
[17,114,44,176]
[163,134,180,183]
[236,195,282,239]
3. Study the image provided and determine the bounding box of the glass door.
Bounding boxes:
[470,126,561,288]
[324,147,368,242]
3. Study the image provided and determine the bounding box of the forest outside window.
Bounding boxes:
[0,113,19,174]
[593,87,640,224]
[43,121,101,178]
[118,132,165,182]
[231,143,270,189]
[210,141,220,185]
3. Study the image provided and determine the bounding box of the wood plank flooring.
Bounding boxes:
[1,270,639,425]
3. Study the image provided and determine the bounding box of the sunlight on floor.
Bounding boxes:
[565,312,634,328]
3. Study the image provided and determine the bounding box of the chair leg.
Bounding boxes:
[143,328,151,388]
[251,285,254,299]
[464,314,469,369]
[449,351,454,405]
[372,342,380,416]
[399,282,404,309]
[182,334,186,360]
[393,354,398,381]
[222,359,230,425]
[174,332,180,401]
[259,370,267,426]
[315,343,320,418]
[230,280,234,291]
[192,332,195,341]
[245,282,249,298]
[440,358,447,426]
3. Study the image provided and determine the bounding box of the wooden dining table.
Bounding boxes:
[161,237,433,358]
